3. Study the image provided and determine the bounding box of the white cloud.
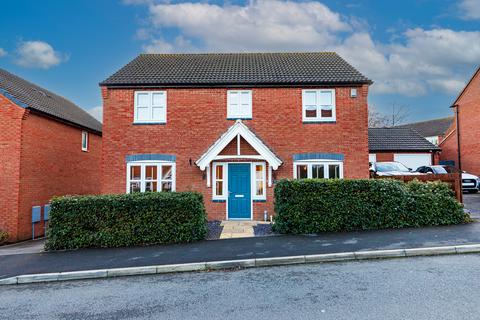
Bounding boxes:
[0,48,6,57]
[129,0,480,97]
[459,0,480,20]
[87,106,103,122]
[147,0,349,52]
[15,41,67,69]
[333,28,480,96]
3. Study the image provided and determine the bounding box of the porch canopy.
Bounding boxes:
[196,120,282,186]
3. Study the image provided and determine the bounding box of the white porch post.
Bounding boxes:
[206,165,211,187]
[268,165,273,187]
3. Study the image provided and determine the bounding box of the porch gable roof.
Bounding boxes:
[195,120,282,170]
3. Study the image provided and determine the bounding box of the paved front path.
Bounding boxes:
[2,254,479,319]
[2,221,480,280]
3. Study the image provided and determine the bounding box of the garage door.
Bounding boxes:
[393,153,431,170]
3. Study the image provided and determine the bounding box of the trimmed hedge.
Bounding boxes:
[45,192,207,250]
[0,230,8,245]
[273,179,468,234]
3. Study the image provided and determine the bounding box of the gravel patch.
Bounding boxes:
[207,221,223,240]
[253,223,276,236]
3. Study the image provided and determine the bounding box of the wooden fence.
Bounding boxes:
[374,173,463,203]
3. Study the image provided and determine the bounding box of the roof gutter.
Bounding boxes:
[99,81,373,88]
[28,108,102,136]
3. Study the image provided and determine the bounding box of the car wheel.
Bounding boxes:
[472,189,479,194]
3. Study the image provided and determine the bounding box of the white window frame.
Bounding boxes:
[81,131,88,151]
[252,162,266,200]
[227,90,252,119]
[126,161,176,193]
[134,91,167,124]
[302,89,336,122]
[293,160,344,179]
[212,163,227,200]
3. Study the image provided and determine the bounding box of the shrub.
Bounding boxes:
[273,179,467,234]
[45,192,207,250]
[0,230,8,244]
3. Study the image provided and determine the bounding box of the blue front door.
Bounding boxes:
[228,163,251,219]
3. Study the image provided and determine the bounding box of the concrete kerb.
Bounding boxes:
[3,243,480,286]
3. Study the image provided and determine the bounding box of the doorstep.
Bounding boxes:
[220,221,271,239]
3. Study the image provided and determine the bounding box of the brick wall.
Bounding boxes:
[13,112,102,241]
[440,70,480,176]
[102,86,370,220]
[0,95,25,240]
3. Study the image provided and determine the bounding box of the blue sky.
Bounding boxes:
[0,0,479,123]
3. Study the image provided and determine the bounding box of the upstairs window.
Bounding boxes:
[81,131,88,151]
[302,89,336,122]
[134,91,167,123]
[227,90,252,119]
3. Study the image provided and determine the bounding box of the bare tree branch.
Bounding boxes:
[368,103,411,127]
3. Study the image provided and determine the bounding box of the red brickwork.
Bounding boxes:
[0,95,25,241]
[440,69,480,175]
[0,97,102,242]
[101,86,370,220]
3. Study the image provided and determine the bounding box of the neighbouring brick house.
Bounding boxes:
[440,67,480,175]
[394,117,453,146]
[100,53,371,221]
[0,69,102,242]
[368,128,441,170]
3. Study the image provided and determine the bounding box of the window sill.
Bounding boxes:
[212,199,226,203]
[132,122,166,125]
[227,117,252,120]
[302,120,336,124]
[253,199,267,202]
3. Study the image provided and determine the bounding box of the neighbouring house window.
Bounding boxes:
[302,89,336,122]
[126,162,175,193]
[81,131,88,151]
[227,90,252,119]
[253,163,266,199]
[212,163,226,199]
[294,161,343,179]
[134,91,167,123]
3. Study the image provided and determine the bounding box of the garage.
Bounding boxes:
[394,153,432,170]
[368,128,440,168]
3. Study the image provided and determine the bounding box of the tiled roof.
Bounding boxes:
[100,52,372,87]
[394,117,453,138]
[368,128,440,152]
[0,68,102,133]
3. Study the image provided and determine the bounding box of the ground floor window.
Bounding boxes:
[253,162,266,200]
[212,163,226,198]
[293,161,343,179]
[126,162,175,193]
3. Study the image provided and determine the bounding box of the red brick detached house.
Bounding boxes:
[440,67,480,175]
[0,69,102,242]
[100,53,372,221]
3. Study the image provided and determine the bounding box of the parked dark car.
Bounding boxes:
[416,165,479,193]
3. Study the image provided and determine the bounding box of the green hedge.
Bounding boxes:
[45,192,207,250]
[273,179,468,234]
